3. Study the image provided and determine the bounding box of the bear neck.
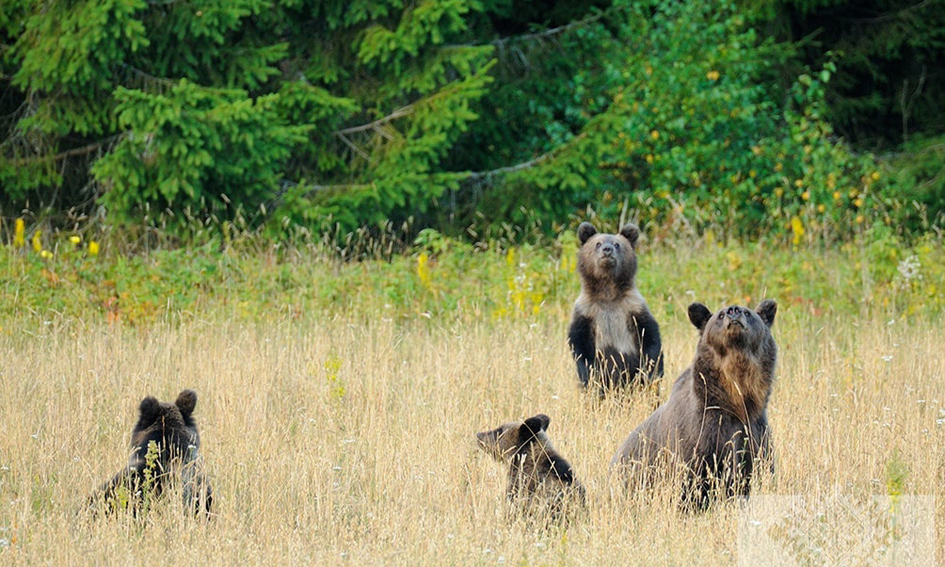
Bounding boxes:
[691,347,774,423]
[510,438,555,482]
[581,276,637,303]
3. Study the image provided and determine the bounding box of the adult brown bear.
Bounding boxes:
[612,300,777,508]
[90,389,212,516]
[568,222,663,394]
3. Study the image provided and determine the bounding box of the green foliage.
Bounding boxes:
[751,0,945,150]
[880,135,945,231]
[471,0,878,243]
[140,440,161,514]
[0,0,939,243]
[92,81,310,229]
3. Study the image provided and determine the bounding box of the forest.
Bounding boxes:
[0,0,942,248]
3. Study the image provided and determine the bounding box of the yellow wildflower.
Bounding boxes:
[706,70,720,81]
[791,216,805,246]
[40,249,53,259]
[88,241,100,257]
[416,252,432,291]
[32,230,42,253]
[69,235,81,245]
[650,130,659,141]
[14,218,25,247]
[801,191,810,200]
[817,204,826,213]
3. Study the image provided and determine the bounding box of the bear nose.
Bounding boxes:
[601,243,614,255]
[725,306,742,318]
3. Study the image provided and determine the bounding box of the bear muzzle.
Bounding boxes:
[724,306,746,328]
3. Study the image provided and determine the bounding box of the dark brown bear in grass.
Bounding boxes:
[568,222,663,393]
[612,300,777,509]
[90,389,212,516]
[477,414,585,520]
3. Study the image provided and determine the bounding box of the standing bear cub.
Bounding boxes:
[477,414,585,520]
[90,389,212,516]
[612,300,778,508]
[568,222,663,393]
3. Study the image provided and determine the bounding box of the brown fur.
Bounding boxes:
[569,222,663,391]
[612,300,777,508]
[90,389,212,516]
[477,414,585,520]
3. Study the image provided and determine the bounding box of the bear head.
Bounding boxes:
[688,300,777,354]
[129,389,200,468]
[476,414,551,463]
[576,222,640,298]
[687,300,778,420]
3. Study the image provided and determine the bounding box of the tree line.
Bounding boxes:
[1,0,941,245]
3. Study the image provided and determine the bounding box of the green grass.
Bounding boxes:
[1,230,941,329]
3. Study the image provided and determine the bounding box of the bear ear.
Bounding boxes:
[138,396,161,423]
[577,222,597,245]
[521,414,550,441]
[175,389,197,418]
[619,223,640,248]
[755,299,777,327]
[688,302,712,331]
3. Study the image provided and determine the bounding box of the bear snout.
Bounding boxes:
[724,306,747,327]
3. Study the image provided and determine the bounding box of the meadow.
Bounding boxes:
[0,234,942,565]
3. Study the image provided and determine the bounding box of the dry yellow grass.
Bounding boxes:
[0,308,941,565]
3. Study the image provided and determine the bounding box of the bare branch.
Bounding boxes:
[333,105,414,136]
[7,135,121,166]
[445,5,619,50]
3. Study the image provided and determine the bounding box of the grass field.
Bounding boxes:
[0,240,942,565]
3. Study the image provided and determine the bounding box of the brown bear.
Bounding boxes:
[90,389,212,516]
[568,222,663,393]
[612,300,777,508]
[476,414,585,520]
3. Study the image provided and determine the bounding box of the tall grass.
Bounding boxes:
[0,303,941,565]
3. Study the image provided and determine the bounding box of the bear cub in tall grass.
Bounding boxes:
[477,414,585,520]
[90,389,212,516]
[612,300,777,509]
[568,222,663,394]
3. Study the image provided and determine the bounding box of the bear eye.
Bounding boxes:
[718,313,724,319]
[595,242,601,249]
[614,243,620,250]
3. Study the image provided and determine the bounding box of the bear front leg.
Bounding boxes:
[567,315,595,388]
[632,311,663,383]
